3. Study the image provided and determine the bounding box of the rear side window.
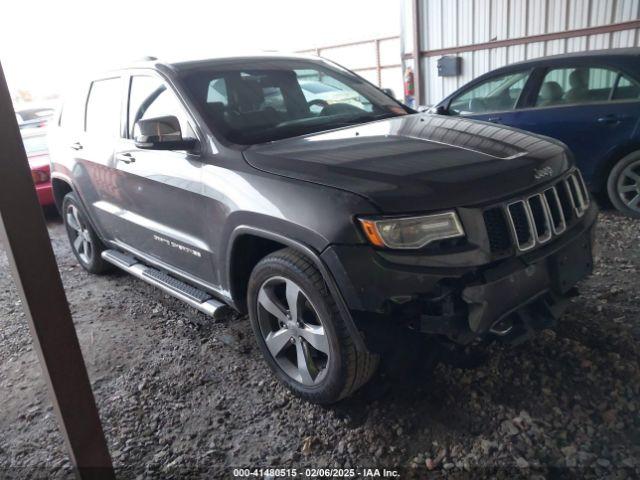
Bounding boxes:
[535,67,629,107]
[60,98,83,131]
[59,86,87,132]
[449,71,530,115]
[86,78,122,137]
[613,74,640,101]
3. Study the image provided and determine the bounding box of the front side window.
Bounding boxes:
[85,78,121,137]
[128,75,196,140]
[534,67,635,107]
[449,71,530,115]
[181,60,407,145]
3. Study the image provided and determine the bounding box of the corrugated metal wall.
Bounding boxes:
[401,0,640,106]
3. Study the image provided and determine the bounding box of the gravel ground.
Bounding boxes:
[0,211,638,479]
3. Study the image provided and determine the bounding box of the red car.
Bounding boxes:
[22,131,54,206]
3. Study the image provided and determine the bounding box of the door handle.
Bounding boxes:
[116,153,136,164]
[487,117,502,124]
[597,115,621,125]
[70,142,83,151]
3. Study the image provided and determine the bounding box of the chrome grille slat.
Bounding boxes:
[577,170,590,202]
[563,178,577,214]
[544,187,567,235]
[496,169,589,252]
[506,200,536,251]
[530,193,552,243]
[567,173,588,217]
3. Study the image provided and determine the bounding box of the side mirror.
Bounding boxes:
[434,105,448,115]
[134,115,197,151]
[381,88,396,99]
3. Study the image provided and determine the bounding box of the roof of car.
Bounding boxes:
[437,47,640,102]
[120,52,324,74]
[500,47,640,69]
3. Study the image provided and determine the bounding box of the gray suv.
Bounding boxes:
[49,55,597,403]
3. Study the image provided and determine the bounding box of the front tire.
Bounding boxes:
[62,192,111,274]
[247,248,378,404]
[607,151,640,218]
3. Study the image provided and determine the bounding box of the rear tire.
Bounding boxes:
[607,151,640,218]
[62,192,111,274]
[247,248,378,404]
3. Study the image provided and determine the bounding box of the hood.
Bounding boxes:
[243,114,571,213]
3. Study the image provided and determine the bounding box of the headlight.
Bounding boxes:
[358,211,464,249]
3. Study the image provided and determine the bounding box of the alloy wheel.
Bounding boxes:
[256,276,330,386]
[66,204,93,264]
[616,159,640,213]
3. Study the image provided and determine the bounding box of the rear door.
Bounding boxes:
[110,72,215,283]
[71,76,124,239]
[494,65,640,184]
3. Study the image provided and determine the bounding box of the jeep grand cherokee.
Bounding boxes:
[49,55,597,404]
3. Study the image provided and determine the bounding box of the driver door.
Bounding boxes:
[446,69,534,127]
[111,73,215,283]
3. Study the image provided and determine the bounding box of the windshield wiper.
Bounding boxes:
[247,113,404,145]
[330,112,400,127]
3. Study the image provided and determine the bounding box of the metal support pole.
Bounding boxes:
[412,0,423,106]
[0,62,114,479]
[375,39,382,87]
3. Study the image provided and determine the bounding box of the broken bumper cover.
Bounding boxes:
[322,205,596,347]
[458,232,593,342]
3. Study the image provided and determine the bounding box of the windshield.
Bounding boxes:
[300,81,340,94]
[181,60,409,145]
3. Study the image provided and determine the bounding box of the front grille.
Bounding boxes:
[483,208,511,252]
[543,187,566,234]
[507,201,535,249]
[485,170,589,253]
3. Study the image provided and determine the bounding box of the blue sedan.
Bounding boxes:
[433,48,640,218]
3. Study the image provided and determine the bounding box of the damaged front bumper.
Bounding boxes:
[322,204,597,350]
[450,230,592,344]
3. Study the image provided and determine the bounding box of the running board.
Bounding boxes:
[101,249,231,320]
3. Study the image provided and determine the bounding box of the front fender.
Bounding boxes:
[225,224,368,352]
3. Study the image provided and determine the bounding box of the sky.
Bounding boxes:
[0,0,401,99]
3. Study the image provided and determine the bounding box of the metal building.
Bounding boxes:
[401,0,640,106]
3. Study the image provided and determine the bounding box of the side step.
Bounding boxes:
[101,249,231,320]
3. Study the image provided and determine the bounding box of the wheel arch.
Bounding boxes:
[227,226,367,352]
[51,174,74,214]
[593,143,640,193]
[52,174,108,245]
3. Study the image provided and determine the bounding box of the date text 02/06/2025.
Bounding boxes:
[231,467,401,478]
